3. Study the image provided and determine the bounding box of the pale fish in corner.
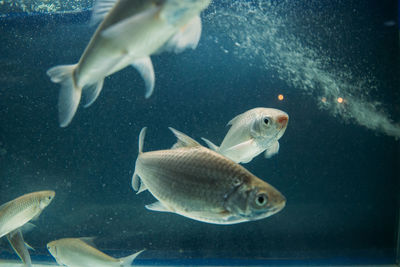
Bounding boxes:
[0,191,55,239]
[132,127,286,224]
[47,0,211,127]
[202,108,289,163]
[47,237,145,267]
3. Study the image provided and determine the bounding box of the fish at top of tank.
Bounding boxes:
[47,0,211,127]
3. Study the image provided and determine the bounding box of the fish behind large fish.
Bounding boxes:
[0,191,55,239]
[202,108,289,163]
[47,238,144,267]
[132,127,286,224]
[47,0,211,127]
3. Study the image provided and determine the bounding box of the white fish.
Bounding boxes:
[47,0,211,127]
[0,191,55,239]
[47,237,144,267]
[7,228,34,267]
[132,127,286,224]
[202,108,289,163]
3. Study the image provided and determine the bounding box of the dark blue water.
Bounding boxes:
[0,0,399,265]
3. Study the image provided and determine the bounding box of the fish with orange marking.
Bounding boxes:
[202,108,289,163]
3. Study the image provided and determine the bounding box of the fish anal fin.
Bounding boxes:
[223,139,255,154]
[145,201,173,213]
[131,57,155,98]
[169,128,201,149]
[83,79,104,108]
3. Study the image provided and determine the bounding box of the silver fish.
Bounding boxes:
[0,191,55,239]
[47,238,144,267]
[47,0,211,127]
[7,228,34,267]
[132,127,286,224]
[202,108,289,163]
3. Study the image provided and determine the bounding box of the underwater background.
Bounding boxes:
[0,0,399,265]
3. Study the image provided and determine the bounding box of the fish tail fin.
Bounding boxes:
[201,137,219,151]
[47,64,81,127]
[120,249,145,267]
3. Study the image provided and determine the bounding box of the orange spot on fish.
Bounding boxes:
[277,115,288,126]
[337,97,344,103]
[278,94,284,101]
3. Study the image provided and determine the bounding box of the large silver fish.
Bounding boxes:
[47,238,144,267]
[7,228,34,267]
[202,108,289,163]
[47,0,211,127]
[132,127,286,224]
[0,191,55,239]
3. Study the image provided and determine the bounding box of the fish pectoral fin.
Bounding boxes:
[201,137,219,151]
[160,15,202,54]
[20,223,36,234]
[101,5,161,40]
[132,172,141,192]
[131,57,155,98]
[83,79,105,108]
[90,0,118,26]
[25,241,35,251]
[31,211,43,221]
[145,201,173,213]
[169,128,201,148]
[264,141,280,159]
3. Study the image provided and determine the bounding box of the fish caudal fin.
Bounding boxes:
[47,64,81,127]
[201,137,219,151]
[120,249,145,267]
[132,127,147,192]
[138,127,147,154]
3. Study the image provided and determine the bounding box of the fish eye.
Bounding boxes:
[255,194,268,206]
[263,117,270,125]
[232,177,242,186]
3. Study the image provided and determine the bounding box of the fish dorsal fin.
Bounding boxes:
[227,113,243,126]
[201,137,219,151]
[90,0,118,26]
[169,127,201,149]
[78,237,97,248]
